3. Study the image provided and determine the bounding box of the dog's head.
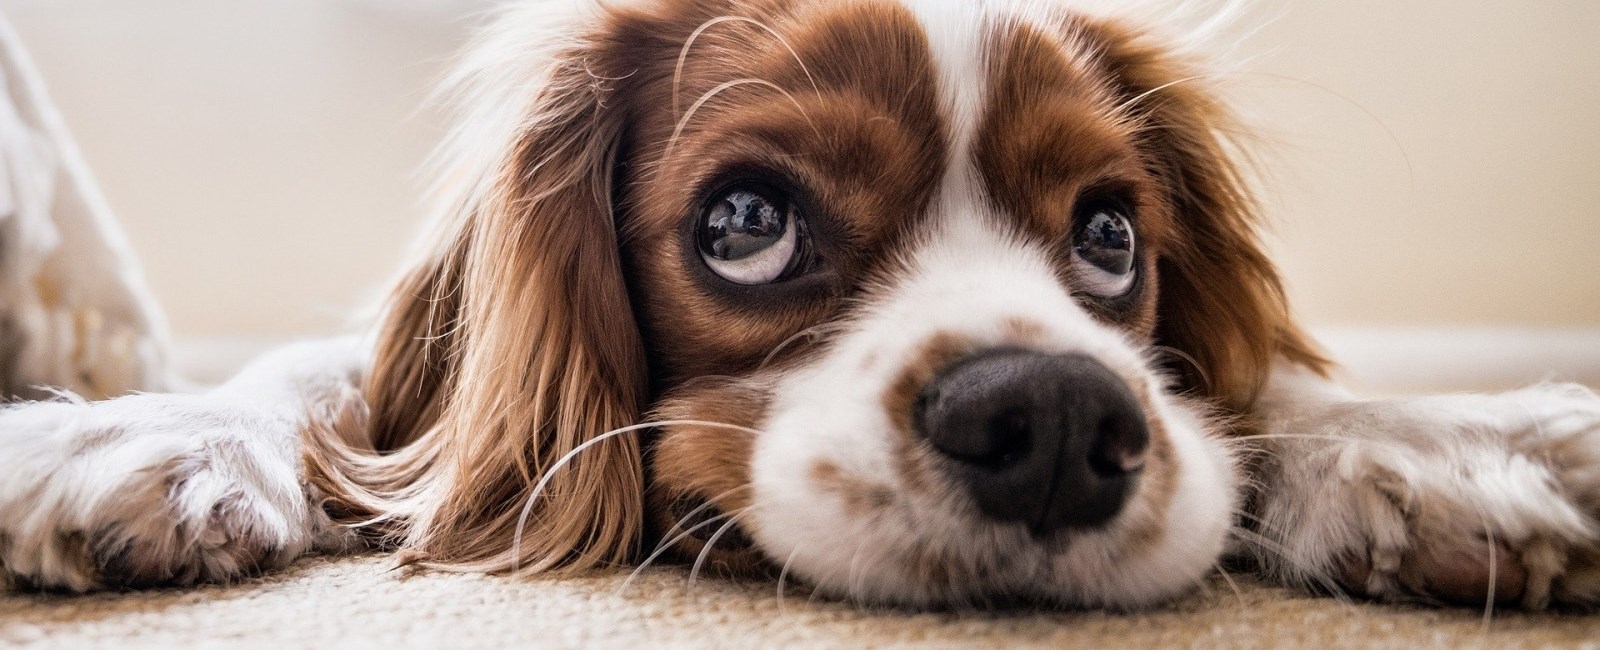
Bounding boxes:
[351,0,1324,609]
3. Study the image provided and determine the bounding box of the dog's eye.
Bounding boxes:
[697,182,807,285]
[1070,201,1136,297]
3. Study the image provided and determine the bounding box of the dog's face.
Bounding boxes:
[631,1,1239,607]
[359,0,1320,610]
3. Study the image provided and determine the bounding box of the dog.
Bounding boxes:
[2,0,1599,610]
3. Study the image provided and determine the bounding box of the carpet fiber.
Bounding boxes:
[4,554,1598,649]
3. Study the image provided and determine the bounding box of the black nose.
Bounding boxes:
[914,349,1149,534]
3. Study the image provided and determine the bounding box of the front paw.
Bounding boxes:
[0,395,314,592]
[1250,383,1600,609]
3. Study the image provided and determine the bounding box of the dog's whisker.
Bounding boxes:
[1148,344,1210,390]
[1234,70,1416,193]
[1230,432,1410,449]
[759,322,843,371]
[660,484,753,542]
[1111,72,1215,117]
[1229,526,1353,606]
[673,374,742,392]
[843,535,876,605]
[511,419,763,573]
[1466,496,1500,637]
[1515,401,1550,442]
[1231,508,1293,541]
[687,508,750,589]
[617,510,735,597]
[1213,562,1247,608]
[662,78,818,165]
[673,16,820,119]
[776,545,804,616]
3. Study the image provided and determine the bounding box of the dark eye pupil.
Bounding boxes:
[702,189,786,261]
[1074,210,1134,275]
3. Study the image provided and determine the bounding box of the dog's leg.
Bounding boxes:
[0,337,366,592]
[1246,363,1600,608]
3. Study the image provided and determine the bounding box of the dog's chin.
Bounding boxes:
[743,387,1239,610]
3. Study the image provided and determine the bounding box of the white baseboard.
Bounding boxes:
[170,327,1600,394]
[170,337,285,385]
[1313,327,1600,394]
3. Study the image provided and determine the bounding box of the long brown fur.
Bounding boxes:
[306,8,653,573]
[1082,19,1329,416]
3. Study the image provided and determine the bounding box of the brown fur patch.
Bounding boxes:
[1000,317,1051,349]
[621,0,947,386]
[810,461,895,516]
[646,375,772,575]
[882,333,975,495]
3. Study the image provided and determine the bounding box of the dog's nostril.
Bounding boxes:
[1088,413,1150,477]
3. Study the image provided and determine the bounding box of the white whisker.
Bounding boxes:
[1148,344,1210,390]
[1214,562,1246,608]
[760,322,842,370]
[674,16,821,119]
[1230,526,1352,606]
[616,511,734,596]
[662,78,818,165]
[777,546,804,616]
[1467,496,1499,638]
[511,419,763,572]
[661,484,754,541]
[688,509,749,588]
[1111,73,1214,117]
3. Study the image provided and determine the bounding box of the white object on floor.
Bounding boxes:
[0,13,169,398]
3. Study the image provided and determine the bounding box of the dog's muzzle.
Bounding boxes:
[914,349,1149,534]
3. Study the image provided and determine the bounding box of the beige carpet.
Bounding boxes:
[3,554,1598,649]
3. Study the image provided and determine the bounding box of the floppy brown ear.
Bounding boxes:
[309,8,652,573]
[1089,24,1328,416]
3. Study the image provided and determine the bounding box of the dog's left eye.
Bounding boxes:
[1070,201,1137,297]
[697,182,808,285]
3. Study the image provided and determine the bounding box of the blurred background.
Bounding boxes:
[0,0,1595,391]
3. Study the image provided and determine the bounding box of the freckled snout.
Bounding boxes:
[915,350,1149,534]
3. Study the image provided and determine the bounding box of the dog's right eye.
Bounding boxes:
[697,182,810,285]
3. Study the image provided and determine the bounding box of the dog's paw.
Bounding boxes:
[1250,383,1600,609]
[0,394,319,592]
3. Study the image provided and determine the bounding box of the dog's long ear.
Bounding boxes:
[1090,24,1328,416]
[312,7,653,573]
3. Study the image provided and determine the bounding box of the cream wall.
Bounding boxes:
[1243,1,1600,327]
[1,0,1597,339]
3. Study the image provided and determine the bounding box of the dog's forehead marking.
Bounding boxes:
[898,0,988,157]
[898,0,998,242]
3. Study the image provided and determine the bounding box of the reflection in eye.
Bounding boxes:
[697,182,803,285]
[1071,203,1136,298]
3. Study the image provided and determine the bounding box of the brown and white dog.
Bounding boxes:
[3,0,1600,611]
